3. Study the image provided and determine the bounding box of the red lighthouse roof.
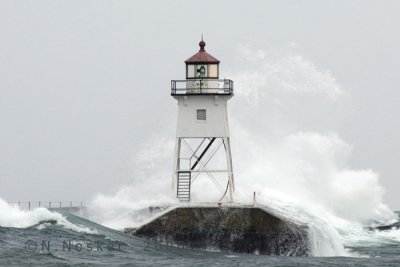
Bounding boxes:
[185,40,220,64]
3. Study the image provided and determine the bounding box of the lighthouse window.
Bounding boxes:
[197,109,206,120]
[209,64,218,78]
[196,65,208,78]
[187,65,195,78]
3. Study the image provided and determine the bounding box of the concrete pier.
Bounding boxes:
[125,205,309,256]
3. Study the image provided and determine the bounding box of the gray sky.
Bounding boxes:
[1,0,399,209]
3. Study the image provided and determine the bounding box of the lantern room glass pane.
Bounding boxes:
[187,65,195,78]
[186,65,195,78]
[196,65,208,78]
[209,64,218,78]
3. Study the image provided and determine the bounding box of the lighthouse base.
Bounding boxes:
[125,206,310,256]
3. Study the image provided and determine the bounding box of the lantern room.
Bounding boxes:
[185,40,220,79]
[171,39,233,96]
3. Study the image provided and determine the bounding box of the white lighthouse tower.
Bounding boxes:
[171,39,235,203]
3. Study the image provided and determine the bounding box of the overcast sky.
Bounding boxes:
[1,0,399,209]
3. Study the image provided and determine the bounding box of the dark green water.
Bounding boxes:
[1,212,399,266]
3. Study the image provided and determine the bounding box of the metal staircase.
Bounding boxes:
[177,171,191,202]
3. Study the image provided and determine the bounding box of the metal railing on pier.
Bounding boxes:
[8,201,85,210]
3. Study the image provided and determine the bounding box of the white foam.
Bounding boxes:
[0,198,97,234]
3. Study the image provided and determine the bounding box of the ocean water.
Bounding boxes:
[1,200,399,266]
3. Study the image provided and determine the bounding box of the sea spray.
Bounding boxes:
[229,46,397,255]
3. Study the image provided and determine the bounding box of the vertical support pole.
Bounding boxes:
[49,201,51,208]
[28,201,30,211]
[60,201,61,208]
[70,201,72,208]
[172,137,181,194]
[39,201,41,207]
[223,137,235,203]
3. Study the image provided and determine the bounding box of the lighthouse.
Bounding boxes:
[171,39,235,203]
[132,41,309,255]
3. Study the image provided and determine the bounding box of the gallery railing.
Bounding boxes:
[171,79,233,95]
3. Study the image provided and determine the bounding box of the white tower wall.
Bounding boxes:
[175,95,231,138]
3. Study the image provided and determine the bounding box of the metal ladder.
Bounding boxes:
[177,171,191,202]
